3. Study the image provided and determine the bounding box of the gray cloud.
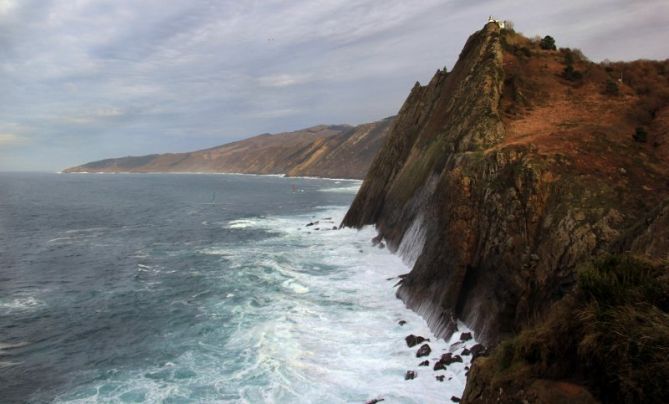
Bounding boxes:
[0,0,667,171]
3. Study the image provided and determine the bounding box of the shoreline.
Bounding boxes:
[57,171,364,182]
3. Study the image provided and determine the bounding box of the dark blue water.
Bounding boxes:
[0,173,472,403]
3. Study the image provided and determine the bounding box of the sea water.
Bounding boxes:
[0,173,475,403]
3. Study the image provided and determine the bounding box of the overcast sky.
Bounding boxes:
[1,0,668,171]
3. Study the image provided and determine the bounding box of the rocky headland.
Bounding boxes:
[343,22,669,402]
[64,117,393,179]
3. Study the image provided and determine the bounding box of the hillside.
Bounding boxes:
[64,117,394,179]
[343,22,669,402]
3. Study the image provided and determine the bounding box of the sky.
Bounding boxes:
[1,0,668,171]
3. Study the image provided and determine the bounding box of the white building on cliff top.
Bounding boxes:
[488,16,505,29]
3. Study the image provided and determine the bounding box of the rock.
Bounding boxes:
[434,353,463,370]
[405,335,427,347]
[449,341,465,352]
[306,221,319,227]
[450,396,461,403]
[365,399,384,404]
[416,344,431,357]
[405,370,416,380]
[314,228,320,230]
[461,348,471,356]
[418,360,429,367]
[332,226,338,230]
[460,332,473,341]
[436,375,445,382]
[469,343,488,359]
[398,320,407,326]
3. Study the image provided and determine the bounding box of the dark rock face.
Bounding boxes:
[405,335,427,348]
[404,370,416,380]
[460,332,473,341]
[416,344,431,357]
[342,21,669,350]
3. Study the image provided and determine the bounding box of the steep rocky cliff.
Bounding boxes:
[64,117,393,179]
[343,22,668,402]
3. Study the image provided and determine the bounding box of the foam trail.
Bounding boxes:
[54,206,476,403]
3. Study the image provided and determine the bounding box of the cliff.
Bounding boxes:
[64,117,393,179]
[343,22,669,402]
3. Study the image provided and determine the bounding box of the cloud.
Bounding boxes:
[0,0,667,171]
[0,132,28,146]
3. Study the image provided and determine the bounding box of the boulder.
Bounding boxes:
[405,370,416,380]
[405,334,427,347]
[416,344,431,358]
[469,343,488,359]
[418,360,429,367]
[460,332,473,342]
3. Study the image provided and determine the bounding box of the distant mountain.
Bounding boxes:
[64,117,394,179]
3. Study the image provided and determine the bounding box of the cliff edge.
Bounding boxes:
[343,22,668,402]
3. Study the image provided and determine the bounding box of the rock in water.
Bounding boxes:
[459,332,473,341]
[405,334,427,347]
[416,344,431,357]
[436,375,445,382]
[469,343,487,359]
[450,396,461,403]
[433,353,463,370]
[365,399,384,404]
[418,360,429,367]
[398,320,407,326]
[405,370,416,380]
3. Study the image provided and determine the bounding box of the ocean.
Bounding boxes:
[0,173,474,403]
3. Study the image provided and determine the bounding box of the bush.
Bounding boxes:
[605,79,620,96]
[540,35,556,50]
[483,255,669,403]
[563,64,583,81]
[633,127,648,143]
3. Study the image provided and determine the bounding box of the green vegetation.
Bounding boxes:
[562,50,584,81]
[605,78,620,96]
[633,127,648,143]
[539,35,556,50]
[484,255,669,403]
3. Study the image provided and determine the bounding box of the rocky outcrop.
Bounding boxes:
[343,21,669,402]
[343,21,669,344]
[64,117,394,179]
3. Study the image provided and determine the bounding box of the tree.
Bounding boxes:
[540,35,556,50]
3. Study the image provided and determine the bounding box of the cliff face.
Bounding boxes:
[343,21,669,351]
[64,117,393,179]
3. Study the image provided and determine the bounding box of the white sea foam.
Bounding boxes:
[318,183,361,193]
[0,296,44,313]
[55,205,476,403]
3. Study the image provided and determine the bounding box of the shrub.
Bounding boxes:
[605,79,620,96]
[540,35,556,50]
[482,255,669,403]
[633,127,648,143]
[563,64,583,81]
